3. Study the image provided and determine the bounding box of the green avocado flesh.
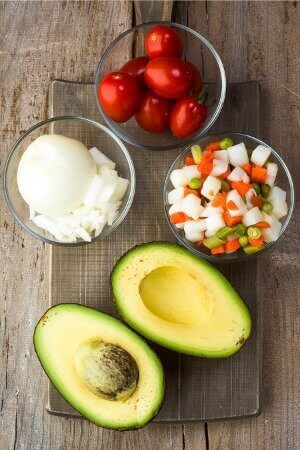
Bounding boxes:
[33,304,165,430]
[111,242,252,358]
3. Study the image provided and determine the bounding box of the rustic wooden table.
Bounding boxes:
[1,1,299,449]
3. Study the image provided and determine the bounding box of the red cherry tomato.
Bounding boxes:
[120,56,149,89]
[135,91,173,133]
[145,25,183,59]
[98,72,141,123]
[186,62,203,98]
[144,57,192,100]
[170,96,207,138]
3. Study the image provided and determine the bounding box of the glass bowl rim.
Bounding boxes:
[3,115,136,247]
[94,20,227,151]
[163,131,295,263]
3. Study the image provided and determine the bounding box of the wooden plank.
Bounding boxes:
[186,1,300,449]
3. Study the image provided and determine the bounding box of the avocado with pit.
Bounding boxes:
[111,242,252,358]
[33,304,165,430]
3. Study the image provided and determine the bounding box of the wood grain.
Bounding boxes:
[0,0,299,449]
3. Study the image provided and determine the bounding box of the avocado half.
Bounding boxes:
[111,242,252,358]
[33,304,165,430]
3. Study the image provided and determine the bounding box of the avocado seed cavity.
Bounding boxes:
[74,340,139,401]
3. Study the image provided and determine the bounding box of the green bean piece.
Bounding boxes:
[252,182,261,195]
[216,226,234,240]
[191,144,203,164]
[261,183,271,198]
[203,235,225,249]
[189,177,202,190]
[239,236,249,247]
[233,224,246,238]
[262,201,273,214]
[263,159,270,168]
[220,137,233,150]
[247,148,253,158]
[243,245,261,255]
[221,179,231,192]
[247,226,262,239]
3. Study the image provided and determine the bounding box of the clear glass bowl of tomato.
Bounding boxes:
[95,21,226,151]
[163,132,295,262]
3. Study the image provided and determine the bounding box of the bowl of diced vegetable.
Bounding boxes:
[163,132,294,262]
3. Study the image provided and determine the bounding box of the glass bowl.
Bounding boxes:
[3,116,136,246]
[163,132,295,263]
[95,21,226,151]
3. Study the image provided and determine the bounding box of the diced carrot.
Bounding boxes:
[205,141,221,152]
[251,196,263,208]
[170,212,190,224]
[227,200,239,210]
[184,187,199,197]
[185,155,195,166]
[203,150,215,160]
[225,239,240,252]
[255,221,271,229]
[212,192,227,208]
[211,245,225,255]
[251,164,267,183]
[231,181,253,195]
[218,168,231,179]
[242,163,252,176]
[248,236,264,247]
[198,158,213,175]
[224,211,243,226]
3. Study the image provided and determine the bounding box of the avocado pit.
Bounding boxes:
[74,339,139,401]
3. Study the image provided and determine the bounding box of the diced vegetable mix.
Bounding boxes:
[167,138,288,256]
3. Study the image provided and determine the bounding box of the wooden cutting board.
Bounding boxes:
[47,79,261,421]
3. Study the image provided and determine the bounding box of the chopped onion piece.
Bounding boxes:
[228,142,249,167]
[261,213,282,243]
[245,188,257,209]
[242,207,263,227]
[175,222,185,229]
[251,145,272,167]
[200,203,223,217]
[181,194,204,220]
[89,147,115,169]
[214,150,229,162]
[201,176,221,201]
[205,213,226,234]
[170,169,188,188]
[168,187,185,205]
[210,159,228,177]
[184,220,207,234]
[226,189,247,217]
[271,198,288,219]
[185,230,204,243]
[268,186,286,203]
[265,163,278,187]
[84,175,105,209]
[183,165,201,182]
[228,167,250,183]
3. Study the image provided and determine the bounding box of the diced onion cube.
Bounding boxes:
[271,198,288,219]
[184,220,207,234]
[228,142,249,167]
[97,182,117,204]
[185,230,204,243]
[169,200,183,215]
[228,167,250,183]
[268,186,286,203]
[84,175,105,209]
[205,213,226,234]
[89,147,116,169]
[201,175,221,201]
[111,177,129,202]
[168,187,185,205]
[242,207,263,227]
[261,213,282,243]
[226,189,247,217]
[214,150,229,162]
[170,169,188,188]
[251,145,272,167]
[183,165,201,182]
[200,203,223,217]
[175,222,185,229]
[210,159,228,177]
[265,163,278,187]
[245,188,257,209]
[181,194,204,220]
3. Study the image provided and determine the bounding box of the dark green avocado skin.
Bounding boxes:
[33,303,165,431]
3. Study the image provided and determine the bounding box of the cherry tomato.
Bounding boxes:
[135,91,173,133]
[98,72,141,123]
[170,96,207,138]
[120,56,149,89]
[144,57,192,100]
[186,62,203,98]
[145,25,183,59]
